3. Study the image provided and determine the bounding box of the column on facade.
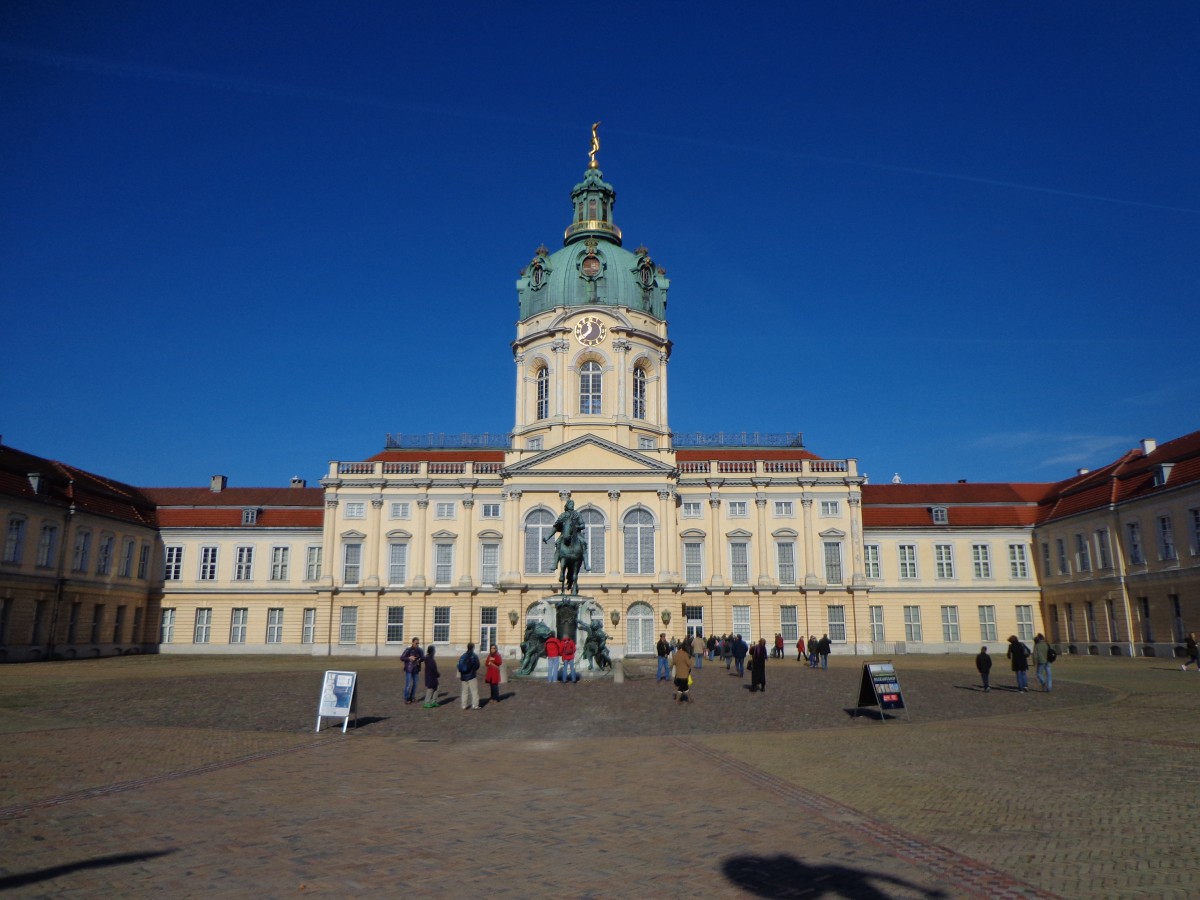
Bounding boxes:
[552,338,569,418]
[707,486,724,587]
[657,489,674,581]
[754,485,771,586]
[613,339,630,418]
[658,351,669,431]
[366,496,383,587]
[458,493,475,587]
[412,497,429,588]
[322,497,339,587]
[800,483,818,587]
[501,489,522,584]
[514,352,526,429]
[607,489,621,578]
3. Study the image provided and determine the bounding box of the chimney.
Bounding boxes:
[290,476,307,489]
[1140,438,1157,455]
[210,475,227,492]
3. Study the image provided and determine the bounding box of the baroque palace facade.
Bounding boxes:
[3,149,1199,663]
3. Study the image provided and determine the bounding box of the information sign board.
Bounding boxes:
[316,670,358,733]
[854,661,908,721]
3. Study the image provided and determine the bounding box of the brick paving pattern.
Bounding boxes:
[0,652,1196,897]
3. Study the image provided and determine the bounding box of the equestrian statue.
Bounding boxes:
[543,498,589,596]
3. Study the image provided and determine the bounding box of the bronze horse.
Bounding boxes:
[554,511,586,595]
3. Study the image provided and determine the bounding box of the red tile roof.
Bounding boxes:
[861,482,1049,528]
[143,486,325,529]
[0,445,158,527]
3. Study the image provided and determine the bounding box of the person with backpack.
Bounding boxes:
[457,642,481,710]
[1006,634,1031,693]
[1033,633,1054,692]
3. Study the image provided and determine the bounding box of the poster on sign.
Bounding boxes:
[853,661,909,721]
[316,670,358,733]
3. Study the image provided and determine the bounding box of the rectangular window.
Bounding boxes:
[1095,529,1112,569]
[1127,522,1144,565]
[1075,534,1091,573]
[1041,542,1051,576]
[344,502,366,519]
[1139,597,1153,642]
[935,544,954,579]
[234,546,254,581]
[898,544,917,579]
[163,546,183,580]
[306,546,323,580]
[727,501,748,518]
[931,506,949,524]
[343,543,362,585]
[682,501,702,518]
[730,541,749,584]
[480,606,498,651]
[386,606,405,643]
[339,606,358,644]
[199,546,218,581]
[112,606,125,643]
[1056,538,1069,575]
[4,517,26,564]
[193,608,212,644]
[137,544,150,579]
[776,541,796,584]
[1015,605,1035,642]
[1009,544,1029,578]
[972,544,991,579]
[435,543,454,585]
[481,502,501,519]
[390,501,411,519]
[823,542,843,584]
[1157,515,1176,561]
[96,535,114,575]
[36,524,58,568]
[1086,601,1098,641]
[780,605,798,642]
[230,608,248,644]
[869,606,884,642]
[903,606,923,642]
[638,436,656,450]
[941,605,960,643]
[732,605,752,644]
[241,508,258,525]
[480,542,499,585]
[863,544,881,579]
[72,531,91,572]
[266,608,283,643]
[160,608,176,643]
[827,605,846,642]
[526,437,543,451]
[66,603,80,643]
[89,604,104,644]
[117,538,135,577]
[132,607,143,642]
[433,606,451,643]
[820,500,840,517]
[1106,598,1119,641]
[0,597,9,645]
[302,608,317,644]
[774,501,793,517]
[684,541,703,585]
[436,502,456,519]
[388,543,408,586]
[1190,508,1200,555]
[269,546,289,581]
[978,605,997,642]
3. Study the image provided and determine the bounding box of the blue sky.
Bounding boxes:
[2,2,1197,488]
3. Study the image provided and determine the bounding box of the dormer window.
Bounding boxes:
[1155,463,1175,486]
[242,508,259,525]
[931,507,949,525]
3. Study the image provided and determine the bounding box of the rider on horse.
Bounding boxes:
[544,499,590,572]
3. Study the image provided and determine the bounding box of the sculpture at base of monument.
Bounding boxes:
[517,620,553,676]
[578,616,612,671]
[543,499,589,596]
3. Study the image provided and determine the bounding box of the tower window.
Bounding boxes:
[632,367,647,420]
[536,367,549,419]
[580,361,602,414]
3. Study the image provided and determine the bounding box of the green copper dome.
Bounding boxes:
[516,165,670,321]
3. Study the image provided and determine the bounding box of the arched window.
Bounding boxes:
[622,508,655,575]
[627,601,655,655]
[524,509,556,574]
[632,367,647,420]
[580,507,606,573]
[580,361,602,414]
[535,367,549,420]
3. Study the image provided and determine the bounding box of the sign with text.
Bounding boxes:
[316,670,358,732]
[855,662,908,721]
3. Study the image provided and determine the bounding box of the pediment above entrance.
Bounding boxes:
[506,434,675,477]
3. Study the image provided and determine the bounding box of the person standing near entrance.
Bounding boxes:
[732,634,749,677]
[484,643,503,703]
[545,632,562,683]
[656,633,671,682]
[818,634,832,671]
[672,638,694,703]
[458,642,481,709]
[1033,633,1053,692]
[400,637,424,705]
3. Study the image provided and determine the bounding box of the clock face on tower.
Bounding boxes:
[574,315,607,346]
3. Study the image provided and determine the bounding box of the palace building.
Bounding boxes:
[2,146,1197,663]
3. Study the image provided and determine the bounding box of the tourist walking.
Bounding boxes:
[560,633,576,682]
[1033,633,1053,691]
[749,637,768,692]
[976,645,992,692]
[400,637,424,705]
[723,635,734,669]
[796,637,805,662]
[732,633,749,677]
[672,638,694,703]
[484,643,503,703]
[545,632,562,683]
[818,634,832,670]
[1182,632,1199,671]
[807,635,819,668]
[458,642,481,709]
[422,645,441,707]
[656,633,671,681]
[1006,635,1030,692]
[693,634,703,669]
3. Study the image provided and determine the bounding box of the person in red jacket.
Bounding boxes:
[545,633,562,682]
[484,643,503,703]
[561,633,577,682]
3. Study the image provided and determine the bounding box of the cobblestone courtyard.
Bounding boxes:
[1,652,1196,897]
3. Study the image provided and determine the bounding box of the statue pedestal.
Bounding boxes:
[511,594,614,680]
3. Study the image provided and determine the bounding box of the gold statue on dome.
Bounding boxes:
[589,121,601,168]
